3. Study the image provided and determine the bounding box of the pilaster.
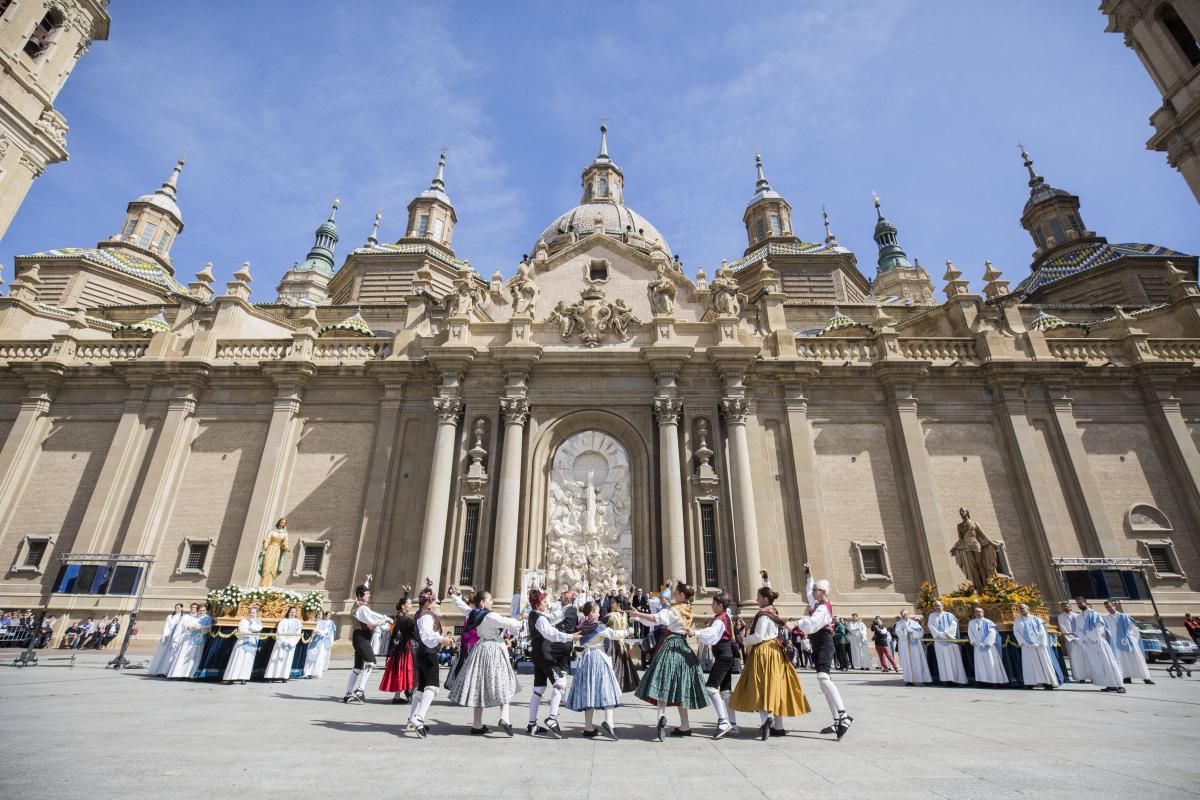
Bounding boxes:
[780,380,833,590]
[0,365,64,539]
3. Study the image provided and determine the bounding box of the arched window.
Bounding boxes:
[24,9,64,59]
[1157,3,1200,67]
[597,177,608,196]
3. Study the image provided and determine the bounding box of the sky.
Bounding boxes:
[3,1,1197,295]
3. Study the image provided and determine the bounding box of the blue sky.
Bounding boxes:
[3,1,1197,295]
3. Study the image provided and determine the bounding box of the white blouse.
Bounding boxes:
[578,625,625,650]
[649,606,687,634]
[475,612,523,641]
[743,614,779,647]
[693,617,728,647]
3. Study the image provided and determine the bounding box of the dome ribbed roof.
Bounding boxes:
[536,201,671,257]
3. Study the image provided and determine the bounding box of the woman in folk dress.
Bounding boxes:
[729,586,811,741]
[628,581,710,741]
[379,589,417,702]
[603,600,640,693]
[447,588,527,736]
[566,601,626,740]
[167,604,212,680]
[264,606,302,682]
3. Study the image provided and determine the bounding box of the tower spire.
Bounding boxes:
[822,205,838,246]
[160,157,185,199]
[598,123,609,161]
[754,152,770,193]
[430,151,447,193]
[1019,144,1044,189]
[366,210,382,246]
[872,194,913,273]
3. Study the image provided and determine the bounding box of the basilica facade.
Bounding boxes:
[1,127,1199,636]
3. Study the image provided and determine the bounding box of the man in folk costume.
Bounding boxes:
[790,565,852,740]
[689,591,738,739]
[894,609,931,685]
[1057,601,1089,683]
[1074,597,1125,693]
[525,587,579,738]
[966,606,1007,686]
[1103,600,1154,685]
[1012,603,1059,689]
[408,580,455,737]
[343,574,392,704]
[926,601,969,685]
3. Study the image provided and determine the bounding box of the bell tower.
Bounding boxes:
[742,153,794,250]
[404,151,457,251]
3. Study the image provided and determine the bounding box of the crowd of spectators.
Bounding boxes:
[0,611,54,648]
[59,616,123,650]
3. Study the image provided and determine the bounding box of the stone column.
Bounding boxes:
[1137,367,1200,529]
[415,396,462,590]
[490,397,529,599]
[781,382,833,586]
[73,376,153,553]
[721,397,763,600]
[121,369,209,555]
[348,378,406,591]
[1044,381,1122,557]
[231,368,311,584]
[0,366,63,536]
[881,376,957,592]
[655,396,687,582]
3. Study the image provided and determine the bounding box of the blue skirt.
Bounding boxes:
[565,648,622,711]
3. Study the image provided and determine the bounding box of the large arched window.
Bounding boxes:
[24,9,64,59]
[1157,3,1200,67]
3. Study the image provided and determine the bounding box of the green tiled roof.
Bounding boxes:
[22,247,189,296]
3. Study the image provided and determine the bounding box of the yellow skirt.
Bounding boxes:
[730,640,811,716]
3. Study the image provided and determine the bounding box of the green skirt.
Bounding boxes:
[634,635,710,709]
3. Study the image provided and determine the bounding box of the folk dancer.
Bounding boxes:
[148,603,185,676]
[447,588,525,736]
[407,581,455,738]
[792,565,850,740]
[304,610,336,679]
[223,606,263,684]
[689,592,738,739]
[894,609,931,685]
[1012,604,1059,690]
[1056,601,1089,683]
[1074,597,1124,693]
[630,581,711,741]
[603,602,640,693]
[728,585,810,742]
[847,613,872,670]
[565,601,626,740]
[1104,600,1154,685]
[525,587,580,738]
[167,604,212,680]
[344,574,392,703]
[966,606,1007,686]
[379,587,416,702]
[927,601,969,685]
[445,585,489,689]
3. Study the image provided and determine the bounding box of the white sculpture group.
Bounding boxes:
[546,286,639,346]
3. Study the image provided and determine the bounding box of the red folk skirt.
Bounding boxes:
[379,641,415,692]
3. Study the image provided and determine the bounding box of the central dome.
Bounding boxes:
[535,201,671,257]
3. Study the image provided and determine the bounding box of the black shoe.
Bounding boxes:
[410,721,427,738]
[1116,687,1126,693]
[836,715,853,740]
[769,727,786,737]
[759,720,771,741]
[1100,687,1116,692]
[669,728,692,737]
[601,721,617,740]
[342,694,361,704]
[391,697,409,704]
[469,726,490,736]
[545,717,563,739]
[1043,684,1056,690]
[526,723,548,737]
[655,716,666,742]
[1122,677,1132,684]
[498,720,513,737]
[1144,679,1155,685]
[820,722,836,734]
[713,721,732,740]
[582,729,599,739]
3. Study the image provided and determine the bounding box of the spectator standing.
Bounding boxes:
[1185,613,1200,645]
[833,617,851,671]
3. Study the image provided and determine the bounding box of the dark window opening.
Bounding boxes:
[860,547,884,576]
[24,540,48,568]
[302,545,324,573]
[1158,4,1200,67]
[589,260,608,281]
[459,501,481,585]
[700,503,718,587]
[1048,218,1067,245]
[24,11,62,59]
[1063,568,1149,601]
[185,542,208,571]
[1147,545,1174,574]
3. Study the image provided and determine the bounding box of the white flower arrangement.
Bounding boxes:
[205,585,325,617]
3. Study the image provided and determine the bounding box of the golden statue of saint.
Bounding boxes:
[257,518,291,588]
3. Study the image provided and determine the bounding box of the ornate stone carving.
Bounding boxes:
[36,110,68,148]
[653,396,682,425]
[432,396,462,423]
[446,275,486,317]
[545,286,640,346]
[500,396,529,425]
[693,418,719,493]
[18,151,46,178]
[546,431,632,596]
[464,418,489,493]
[648,263,677,316]
[720,397,749,423]
[709,264,745,316]
[509,259,540,316]
[950,508,1002,590]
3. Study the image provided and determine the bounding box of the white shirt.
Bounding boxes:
[415,613,444,649]
[693,617,729,647]
[743,613,780,646]
[475,611,523,641]
[354,604,389,628]
[533,613,575,643]
[648,606,687,634]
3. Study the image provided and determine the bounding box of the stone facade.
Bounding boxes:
[2,129,1199,644]
[0,0,110,238]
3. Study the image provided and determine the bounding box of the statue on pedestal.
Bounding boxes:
[648,264,677,315]
[510,259,540,316]
[950,507,1000,590]
[257,518,291,588]
[709,265,744,316]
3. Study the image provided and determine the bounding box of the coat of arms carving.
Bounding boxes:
[546,286,640,347]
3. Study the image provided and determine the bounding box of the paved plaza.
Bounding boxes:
[4,650,1198,800]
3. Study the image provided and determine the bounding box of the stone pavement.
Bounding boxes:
[3,652,1198,800]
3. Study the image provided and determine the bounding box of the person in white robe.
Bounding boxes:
[304,611,336,678]
[264,606,302,682]
[894,610,931,685]
[167,604,212,680]
[148,603,185,676]
[1103,601,1154,685]
[926,601,969,685]
[1056,602,1089,683]
[223,608,263,684]
[371,617,391,658]
[1012,604,1059,689]
[1074,598,1124,692]
[967,606,1007,686]
[847,614,872,670]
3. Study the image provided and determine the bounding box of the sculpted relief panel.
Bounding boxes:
[545,430,632,595]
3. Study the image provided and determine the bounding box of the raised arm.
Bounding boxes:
[692,617,725,647]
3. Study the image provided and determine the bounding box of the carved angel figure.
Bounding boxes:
[447,279,486,317]
[609,299,638,341]
[709,266,745,316]
[648,264,677,316]
[509,260,540,316]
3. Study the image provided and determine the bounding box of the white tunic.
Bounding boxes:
[927,611,969,685]
[475,610,523,641]
[371,620,391,657]
[223,617,263,681]
[264,617,302,680]
[967,617,1008,685]
[1057,610,1089,682]
[148,612,184,676]
[693,617,728,647]
[743,613,780,646]
[847,620,872,669]
[1012,614,1059,686]
[167,614,212,679]
[895,618,931,684]
[1076,608,1123,688]
[304,618,336,678]
[1106,612,1150,681]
